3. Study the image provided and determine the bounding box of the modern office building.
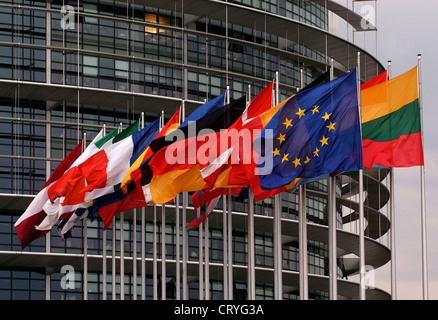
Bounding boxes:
[0,0,391,300]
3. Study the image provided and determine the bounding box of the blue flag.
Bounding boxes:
[179,93,225,128]
[255,69,362,190]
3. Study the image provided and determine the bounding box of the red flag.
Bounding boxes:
[15,141,83,248]
[361,70,387,90]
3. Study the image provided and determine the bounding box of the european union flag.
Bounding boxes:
[255,69,362,190]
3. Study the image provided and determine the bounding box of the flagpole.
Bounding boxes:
[357,52,366,300]
[328,177,337,300]
[222,193,228,300]
[153,202,158,299]
[247,188,255,300]
[222,86,229,299]
[83,132,88,300]
[140,113,146,300]
[247,84,256,300]
[417,53,429,300]
[152,116,160,300]
[181,100,189,300]
[199,118,205,300]
[162,202,166,300]
[175,193,180,300]
[141,206,146,299]
[299,185,308,300]
[298,68,308,300]
[387,61,397,300]
[112,213,116,300]
[226,85,233,300]
[45,107,51,300]
[328,58,337,300]
[227,187,233,300]
[205,213,210,300]
[120,210,124,300]
[112,123,123,300]
[132,116,144,301]
[160,111,167,300]
[182,190,188,299]
[272,84,278,298]
[273,71,283,300]
[133,210,137,300]
[102,124,107,300]
[199,210,204,300]
[119,122,125,300]
[176,147,181,301]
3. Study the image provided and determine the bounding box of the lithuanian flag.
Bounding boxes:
[361,66,424,169]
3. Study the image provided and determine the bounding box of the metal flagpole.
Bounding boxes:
[198,100,206,299]
[133,206,137,300]
[199,215,204,300]
[328,177,337,300]
[205,214,210,300]
[247,188,255,300]
[273,71,283,300]
[202,93,211,298]
[160,111,167,300]
[272,81,278,295]
[153,112,165,300]
[152,116,161,300]
[139,113,146,300]
[387,61,397,300]
[119,122,125,300]
[112,123,123,300]
[417,53,429,300]
[162,202,166,300]
[357,52,366,300]
[102,124,107,300]
[140,113,146,300]
[119,123,125,300]
[175,104,182,300]
[298,185,308,300]
[227,187,233,300]
[328,58,337,300]
[120,211,124,300]
[226,85,233,300]
[83,133,88,300]
[298,68,308,300]
[181,100,188,300]
[112,215,116,300]
[141,205,146,300]
[132,115,145,300]
[247,84,255,300]
[176,195,181,300]
[153,203,158,299]
[222,87,229,300]
[182,192,188,299]
[222,194,228,300]
[133,209,137,300]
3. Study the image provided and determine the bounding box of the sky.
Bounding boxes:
[357,0,438,300]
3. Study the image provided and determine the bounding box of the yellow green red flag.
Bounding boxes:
[361,66,424,169]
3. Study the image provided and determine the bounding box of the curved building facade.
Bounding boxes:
[0,0,391,300]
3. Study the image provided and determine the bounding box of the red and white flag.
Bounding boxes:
[14,140,84,248]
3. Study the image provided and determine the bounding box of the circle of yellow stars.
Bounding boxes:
[272,105,337,169]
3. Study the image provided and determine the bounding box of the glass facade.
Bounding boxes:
[0,0,390,300]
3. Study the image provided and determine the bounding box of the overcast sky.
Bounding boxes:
[357,0,438,300]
